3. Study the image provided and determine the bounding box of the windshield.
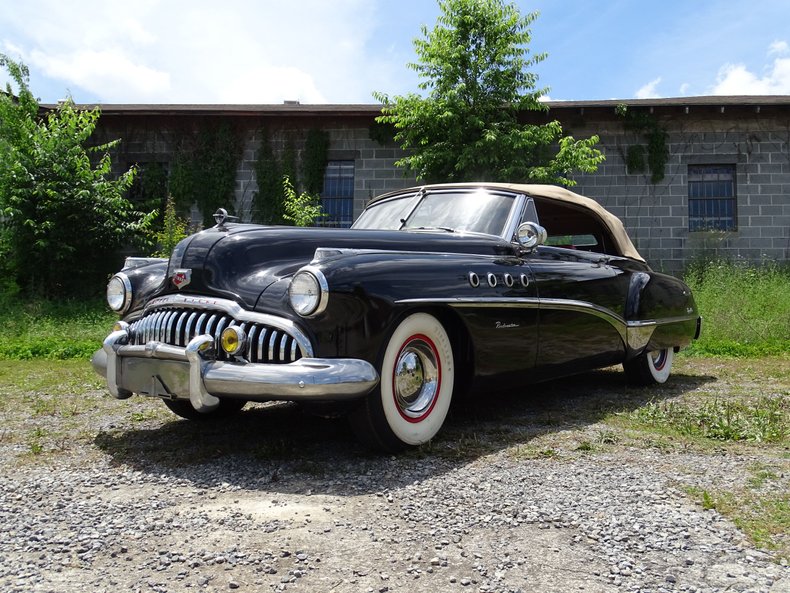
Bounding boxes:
[353,189,517,237]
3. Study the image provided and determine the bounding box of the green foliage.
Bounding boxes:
[684,260,790,356]
[0,54,146,297]
[374,0,604,184]
[632,397,787,443]
[282,176,326,227]
[0,293,115,360]
[253,128,329,223]
[616,104,669,183]
[128,161,168,216]
[169,121,241,227]
[149,195,189,257]
[252,128,286,224]
[302,129,330,194]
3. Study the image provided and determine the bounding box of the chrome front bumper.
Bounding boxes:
[91,329,380,413]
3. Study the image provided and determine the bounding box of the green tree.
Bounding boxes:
[374,0,604,185]
[282,176,325,227]
[0,53,146,297]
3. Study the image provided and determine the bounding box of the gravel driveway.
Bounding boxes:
[1,361,787,593]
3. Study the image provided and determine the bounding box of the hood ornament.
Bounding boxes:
[213,208,239,230]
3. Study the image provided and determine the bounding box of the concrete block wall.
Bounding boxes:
[94,106,789,273]
[568,114,790,273]
[232,122,417,223]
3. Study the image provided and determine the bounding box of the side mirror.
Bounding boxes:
[516,221,547,251]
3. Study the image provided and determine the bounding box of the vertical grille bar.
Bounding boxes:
[126,308,305,363]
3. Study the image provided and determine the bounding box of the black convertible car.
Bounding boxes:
[92,183,701,451]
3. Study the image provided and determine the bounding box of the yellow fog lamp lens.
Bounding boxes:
[221,326,246,356]
[112,321,129,332]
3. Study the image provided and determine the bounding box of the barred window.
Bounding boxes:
[319,160,355,228]
[688,164,737,231]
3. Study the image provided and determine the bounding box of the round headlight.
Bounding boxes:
[289,269,328,317]
[107,274,132,313]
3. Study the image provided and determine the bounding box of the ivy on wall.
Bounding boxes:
[616,104,669,184]
[252,128,329,224]
[303,129,330,194]
[169,121,242,227]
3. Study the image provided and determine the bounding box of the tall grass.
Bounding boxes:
[684,260,790,357]
[0,293,116,359]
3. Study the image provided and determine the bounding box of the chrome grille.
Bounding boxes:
[128,307,304,363]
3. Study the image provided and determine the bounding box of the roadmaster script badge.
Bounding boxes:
[172,269,192,289]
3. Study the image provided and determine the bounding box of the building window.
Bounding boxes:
[319,160,355,228]
[688,164,737,231]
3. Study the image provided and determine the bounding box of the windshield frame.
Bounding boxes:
[352,187,528,240]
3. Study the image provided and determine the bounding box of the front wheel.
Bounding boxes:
[162,397,247,420]
[623,347,674,385]
[350,313,455,452]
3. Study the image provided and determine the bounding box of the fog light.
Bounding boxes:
[221,326,246,356]
[112,321,129,332]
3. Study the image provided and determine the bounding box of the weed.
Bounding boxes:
[684,261,790,357]
[631,397,787,443]
[684,485,789,561]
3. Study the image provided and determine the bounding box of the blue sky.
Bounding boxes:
[1,0,789,104]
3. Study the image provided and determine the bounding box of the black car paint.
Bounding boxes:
[120,221,697,392]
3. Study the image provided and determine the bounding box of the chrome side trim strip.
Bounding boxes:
[395,296,698,352]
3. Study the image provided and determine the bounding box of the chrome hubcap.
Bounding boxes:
[393,338,439,419]
[650,349,668,370]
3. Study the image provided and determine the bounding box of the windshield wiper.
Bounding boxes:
[403,226,456,233]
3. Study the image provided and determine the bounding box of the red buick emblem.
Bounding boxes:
[172,269,192,289]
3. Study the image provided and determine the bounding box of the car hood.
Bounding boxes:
[166,224,518,309]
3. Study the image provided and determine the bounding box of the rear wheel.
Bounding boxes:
[162,398,246,420]
[350,313,455,452]
[624,348,674,385]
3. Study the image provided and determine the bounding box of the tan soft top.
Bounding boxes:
[377,182,643,262]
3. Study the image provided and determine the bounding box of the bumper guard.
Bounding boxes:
[91,330,380,412]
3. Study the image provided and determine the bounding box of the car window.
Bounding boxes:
[545,234,600,249]
[405,192,512,235]
[352,193,420,230]
[354,189,517,237]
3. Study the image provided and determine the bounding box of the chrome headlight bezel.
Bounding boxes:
[288,267,329,317]
[106,273,132,314]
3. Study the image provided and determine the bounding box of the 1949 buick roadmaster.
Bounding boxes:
[92,183,701,451]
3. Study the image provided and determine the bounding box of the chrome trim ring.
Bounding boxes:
[468,272,480,287]
[487,273,497,287]
[520,273,530,288]
[393,336,440,421]
[290,265,330,317]
[108,273,133,314]
[504,273,514,287]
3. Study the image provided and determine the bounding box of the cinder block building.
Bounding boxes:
[87,96,790,273]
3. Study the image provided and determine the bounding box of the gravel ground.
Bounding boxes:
[1,362,788,593]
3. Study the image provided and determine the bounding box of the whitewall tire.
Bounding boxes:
[624,347,674,385]
[350,313,455,451]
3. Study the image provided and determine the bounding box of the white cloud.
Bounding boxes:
[710,42,790,95]
[635,77,662,99]
[28,48,171,101]
[768,40,789,56]
[678,83,690,95]
[0,0,383,103]
[219,66,325,104]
